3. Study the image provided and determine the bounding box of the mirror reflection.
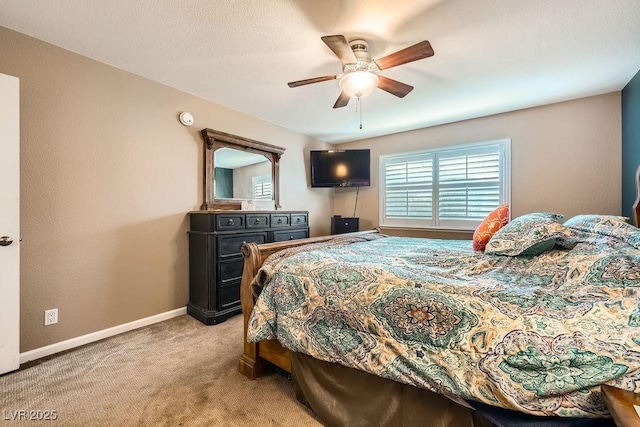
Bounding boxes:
[214,148,272,200]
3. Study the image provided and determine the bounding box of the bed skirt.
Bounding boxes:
[290,351,493,427]
[290,352,616,427]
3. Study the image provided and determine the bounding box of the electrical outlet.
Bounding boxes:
[44,308,58,326]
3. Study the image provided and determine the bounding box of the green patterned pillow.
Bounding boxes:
[563,214,640,249]
[485,213,571,256]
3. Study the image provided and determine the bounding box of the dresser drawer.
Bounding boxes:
[215,214,245,231]
[217,233,267,258]
[218,282,240,309]
[246,213,270,229]
[270,213,290,227]
[291,213,308,227]
[273,229,309,242]
[218,258,244,283]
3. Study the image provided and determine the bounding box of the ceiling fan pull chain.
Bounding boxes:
[359,97,363,130]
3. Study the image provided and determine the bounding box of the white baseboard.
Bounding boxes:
[19,307,187,364]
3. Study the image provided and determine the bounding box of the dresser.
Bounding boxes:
[188,210,309,324]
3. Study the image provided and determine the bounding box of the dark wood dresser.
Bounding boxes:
[188,210,309,324]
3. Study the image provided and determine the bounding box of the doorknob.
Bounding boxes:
[0,236,14,246]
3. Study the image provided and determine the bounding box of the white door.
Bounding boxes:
[0,73,20,374]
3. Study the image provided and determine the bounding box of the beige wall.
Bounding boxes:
[0,26,332,352]
[335,93,622,238]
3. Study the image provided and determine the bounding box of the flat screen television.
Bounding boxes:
[310,149,371,188]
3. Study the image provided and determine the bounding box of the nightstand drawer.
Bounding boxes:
[331,217,359,234]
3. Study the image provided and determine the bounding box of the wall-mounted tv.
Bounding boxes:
[310,149,371,188]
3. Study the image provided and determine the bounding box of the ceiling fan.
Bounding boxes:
[287,35,434,109]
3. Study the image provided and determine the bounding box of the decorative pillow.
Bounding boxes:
[485,212,572,256]
[472,204,510,252]
[563,214,640,249]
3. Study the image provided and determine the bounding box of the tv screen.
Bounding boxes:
[310,149,371,188]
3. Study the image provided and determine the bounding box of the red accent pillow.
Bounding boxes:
[473,204,510,252]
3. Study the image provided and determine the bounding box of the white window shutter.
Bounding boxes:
[438,150,501,222]
[382,154,434,226]
[380,139,510,230]
[252,174,272,199]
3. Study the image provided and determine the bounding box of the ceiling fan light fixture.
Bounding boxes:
[339,71,379,99]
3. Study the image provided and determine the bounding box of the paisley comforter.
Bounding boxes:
[247,233,640,417]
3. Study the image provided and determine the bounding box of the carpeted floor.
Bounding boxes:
[0,314,322,426]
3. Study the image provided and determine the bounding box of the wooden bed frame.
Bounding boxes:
[239,168,640,380]
[237,229,380,379]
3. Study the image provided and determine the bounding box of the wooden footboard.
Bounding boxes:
[238,230,380,379]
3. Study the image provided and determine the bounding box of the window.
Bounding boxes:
[380,139,510,230]
[252,174,272,200]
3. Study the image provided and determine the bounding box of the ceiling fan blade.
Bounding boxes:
[333,91,351,109]
[377,76,414,98]
[375,40,434,70]
[321,35,357,64]
[287,75,337,88]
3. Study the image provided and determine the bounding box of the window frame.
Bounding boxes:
[379,138,511,231]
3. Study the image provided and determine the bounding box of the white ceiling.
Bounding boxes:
[1,0,639,144]
[215,147,269,169]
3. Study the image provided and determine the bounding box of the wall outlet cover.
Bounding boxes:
[44,308,58,326]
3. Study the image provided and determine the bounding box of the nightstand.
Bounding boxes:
[331,216,359,234]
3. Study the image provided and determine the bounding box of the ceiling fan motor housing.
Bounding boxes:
[344,39,380,73]
[349,39,369,56]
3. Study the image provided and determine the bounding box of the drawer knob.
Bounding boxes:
[296,218,301,223]
[227,219,234,226]
[277,219,282,224]
[289,236,294,240]
[254,219,260,224]
[345,222,349,226]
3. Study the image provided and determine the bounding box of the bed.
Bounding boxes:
[238,187,640,426]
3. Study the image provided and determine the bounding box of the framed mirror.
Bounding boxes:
[200,128,285,210]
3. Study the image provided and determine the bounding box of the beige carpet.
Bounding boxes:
[0,314,322,426]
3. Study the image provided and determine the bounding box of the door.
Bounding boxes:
[0,73,20,374]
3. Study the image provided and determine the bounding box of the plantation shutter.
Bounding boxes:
[380,139,510,229]
[438,147,502,224]
[252,175,272,200]
[383,153,434,225]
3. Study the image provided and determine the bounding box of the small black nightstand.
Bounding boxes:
[331,216,359,234]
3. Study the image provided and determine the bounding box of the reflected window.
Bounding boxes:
[252,174,272,200]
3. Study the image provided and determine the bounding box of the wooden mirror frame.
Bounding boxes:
[200,128,285,211]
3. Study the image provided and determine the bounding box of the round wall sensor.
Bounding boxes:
[179,112,194,126]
